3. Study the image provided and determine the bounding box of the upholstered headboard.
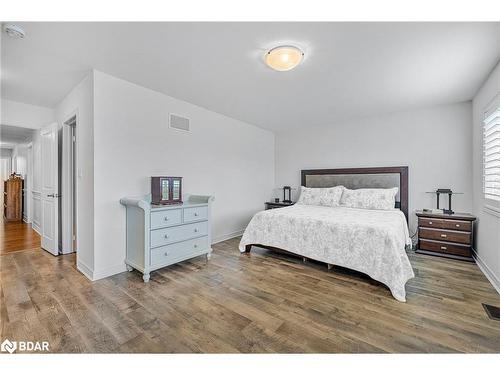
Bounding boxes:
[301,166,409,221]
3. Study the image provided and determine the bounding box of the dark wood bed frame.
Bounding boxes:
[244,166,409,253]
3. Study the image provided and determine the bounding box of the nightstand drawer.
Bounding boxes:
[419,227,471,245]
[442,219,471,232]
[420,239,471,258]
[418,217,443,228]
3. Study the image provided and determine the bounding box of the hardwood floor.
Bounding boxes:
[0,216,41,255]
[1,236,499,353]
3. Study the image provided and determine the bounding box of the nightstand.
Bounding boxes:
[265,201,295,210]
[415,210,476,262]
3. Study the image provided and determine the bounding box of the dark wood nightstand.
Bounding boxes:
[265,201,295,210]
[415,210,476,262]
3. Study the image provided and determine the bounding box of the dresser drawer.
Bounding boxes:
[419,227,471,245]
[183,206,208,223]
[418,217,443,229]
[150,236,209,266]
[442,219,471,232]
[151,209,182,229]
[419,239,471,258]
[150,221,208,248]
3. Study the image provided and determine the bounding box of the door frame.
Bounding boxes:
[61,112,78,254]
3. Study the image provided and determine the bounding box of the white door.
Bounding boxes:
[41,123,59,256]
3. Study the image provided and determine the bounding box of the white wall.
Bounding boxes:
[1,99,55,129]
[275,102,473,234]
[55,72,95,278]
[92,70,275,279]
[472,60,500,292]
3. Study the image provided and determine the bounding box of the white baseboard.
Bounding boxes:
[473,250,500,295]
[92,262,127,281]
[212,229,244,244]
[77,259,94,281]
[32,222,41,235]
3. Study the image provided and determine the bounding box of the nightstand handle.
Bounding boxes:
[429,221,433,225]
[440,234,447,238]
[440,246,447,250]
[455,224,460,227]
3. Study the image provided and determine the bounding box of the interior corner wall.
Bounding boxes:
[472,60,500,292]
[275,102,473,234]
[55,71,95,279]
[91,70,275,280]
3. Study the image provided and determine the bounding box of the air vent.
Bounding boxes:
[169,114,190,132]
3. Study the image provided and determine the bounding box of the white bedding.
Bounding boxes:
[238,205,414,302]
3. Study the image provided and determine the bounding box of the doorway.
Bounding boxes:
[61,115,77,254]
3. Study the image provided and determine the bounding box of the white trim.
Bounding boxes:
[92,262,127,281]
[76,259,94,280]
[212,228,245,244]
[32,224,41,236]
[483,204,500,218]
[472,250,500,295]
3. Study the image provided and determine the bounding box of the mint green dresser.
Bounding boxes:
[120,194,215,282]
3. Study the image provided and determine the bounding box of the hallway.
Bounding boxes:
[0,216,41,255]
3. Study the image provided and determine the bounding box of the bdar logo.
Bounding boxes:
[1,339,17,354]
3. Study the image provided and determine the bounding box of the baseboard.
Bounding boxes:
[32,222,41,235]
[473,249,500,295]
[92,262,127,281]
[212,229,245,244]
[77,259,94,281]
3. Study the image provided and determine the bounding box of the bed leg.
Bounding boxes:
[245,245,252,253]
[302,257,307,263]
[327,264,333,270]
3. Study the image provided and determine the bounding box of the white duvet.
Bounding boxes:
[239,205,414,302]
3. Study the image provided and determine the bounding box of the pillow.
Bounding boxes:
[296,186,344,207]
[340,187,398,210]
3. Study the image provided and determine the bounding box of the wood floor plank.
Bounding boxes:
[1,235,499,353]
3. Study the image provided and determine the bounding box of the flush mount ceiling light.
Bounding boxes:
[265,45,304,72]
[3,24,26,39]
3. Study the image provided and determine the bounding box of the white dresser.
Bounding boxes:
[120,194,215,282]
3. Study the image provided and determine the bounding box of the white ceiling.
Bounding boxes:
[2,22,500,131]
[0,124,35,148]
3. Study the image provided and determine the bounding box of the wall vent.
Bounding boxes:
[169,113,190,132]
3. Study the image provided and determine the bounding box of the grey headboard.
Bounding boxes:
[301,166,409,221]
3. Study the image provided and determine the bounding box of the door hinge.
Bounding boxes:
[72,135,76,143]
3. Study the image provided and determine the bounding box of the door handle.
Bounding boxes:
[47,194,61,198]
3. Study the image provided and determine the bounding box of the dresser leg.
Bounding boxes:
[143,273,150,283]
[206,252,211,261]
[126,264,133,272]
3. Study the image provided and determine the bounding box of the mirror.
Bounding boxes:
[172,179,180,200]
[161,178,170,200]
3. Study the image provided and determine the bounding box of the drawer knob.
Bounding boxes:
[164,234,170,239]
[194,228,198,233]
[164,217,169,221]
[440,246,447,250]
[194,244,198,248]
[429,221,433,225]
[194,213,199,217]
[440,234,447,238]
[164,251,169,256]
[455,224,460,228]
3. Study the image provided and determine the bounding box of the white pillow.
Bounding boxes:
[340,187,398,210]
[296,186,344,207]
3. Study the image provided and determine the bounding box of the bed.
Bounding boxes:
[238,166,415,302]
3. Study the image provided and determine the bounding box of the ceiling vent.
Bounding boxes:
[169,113,190,132]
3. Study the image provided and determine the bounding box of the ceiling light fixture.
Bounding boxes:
[3,24,26,39]
[265,45,304,72]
